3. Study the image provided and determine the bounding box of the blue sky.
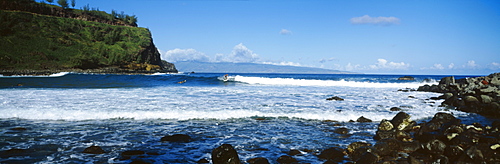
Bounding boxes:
[46,0,499,75]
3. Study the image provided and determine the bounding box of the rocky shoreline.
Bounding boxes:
[417,73,500,118]
[0,65,178,76]
[5,112,487,163]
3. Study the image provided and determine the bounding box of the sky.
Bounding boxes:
[44,0,499,75]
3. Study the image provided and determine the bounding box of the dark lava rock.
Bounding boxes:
[82,145,105,154]
[356,152,379,164]
[0,148,31,158]
[9,127,27,131]
[390,112,413,131]
[247,157,270,164]
[390,107,402,111]
[160,134,192,143]
[288,149,301,156]
[130,160,152,164]
[357,116,372,122]
[347,142,372,154]
[334,127,349,134]
[422,139,446,156]
[318,147,345,161]
[121,150,145,160]
[276,155,298,164]
[197,158,210,163]
[398,76,415,80]
[326,96,344,101]
[212,144,241,164]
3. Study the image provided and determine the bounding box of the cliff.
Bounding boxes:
[0,0,177,75]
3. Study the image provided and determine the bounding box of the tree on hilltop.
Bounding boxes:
[46,0,54,4]
[71,0,75,8]
[57,0,69,9]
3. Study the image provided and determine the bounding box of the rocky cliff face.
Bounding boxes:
[418,73,500,118]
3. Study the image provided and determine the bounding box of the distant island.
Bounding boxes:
[0,0,177,75]
[174,61,355,74]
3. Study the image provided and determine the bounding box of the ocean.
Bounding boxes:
[0,73,494,163]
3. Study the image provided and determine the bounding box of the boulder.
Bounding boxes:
[82,145,105,154]
[212,144,241,164]
[398,76,415,80]
[160,134,191,143]
[121,150,145,160]
[333,127,349,134]
[356,116,372,122]
[326,96,344,101]
[318,147,345,161]
[390,112,413,131]
[378,120,394,131]
[276,155,298,164]
[390,107,402,111]
[247,157,270,164]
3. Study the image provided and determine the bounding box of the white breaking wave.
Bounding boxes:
[233,75,436,88]
[0,72,70,78]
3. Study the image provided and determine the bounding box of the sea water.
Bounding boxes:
[0,73,492,163]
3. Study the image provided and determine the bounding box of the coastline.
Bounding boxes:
[0,67,178,76]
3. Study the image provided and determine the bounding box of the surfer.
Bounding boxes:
[223,74,229,81]
[177,80,186,84]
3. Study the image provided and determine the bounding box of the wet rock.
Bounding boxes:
[287,149,301,156]
[326,96,344,101]
[390,107,402,111]
[82,145,105,154]
[357,116,372,122]
[247,157,270,164]
[276,155,298,164]
[422,139,446,156]
[130,160,152,164]
[121,150,145,160]
[197,158,210,163]
[374,139,402,157]
[160,134,192,143]
[212,144,241,164]
[318,147,345,161]
[9,127,27,131]
[334,127,349,134]
[356,152,379,164]
[0,148,31,158]
[378,119,394,131]
[390,112,413,131]
[398,76,415,80]
[348,146,374,162]
[417,73,500,118]
[347,142,372,154]
[375,129,396,140]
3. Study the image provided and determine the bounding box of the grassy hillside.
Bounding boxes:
[0,10,152,70]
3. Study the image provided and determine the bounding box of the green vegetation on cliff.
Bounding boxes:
[0,0,177,74]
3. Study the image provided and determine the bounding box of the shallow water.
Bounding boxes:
[0,73,490,163]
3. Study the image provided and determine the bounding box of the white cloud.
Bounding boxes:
[466,60,477,68]
[345,63,361,71]
[488,62,500,70]
[350,15,400,26]
[215,43,260,63]
[319,57,336,63]
[161,48,210,62]
[262,61,302,67]
[369,59,410,70]
[448,63,455,69]
[280,29,292,35]
[431,64,445,70]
